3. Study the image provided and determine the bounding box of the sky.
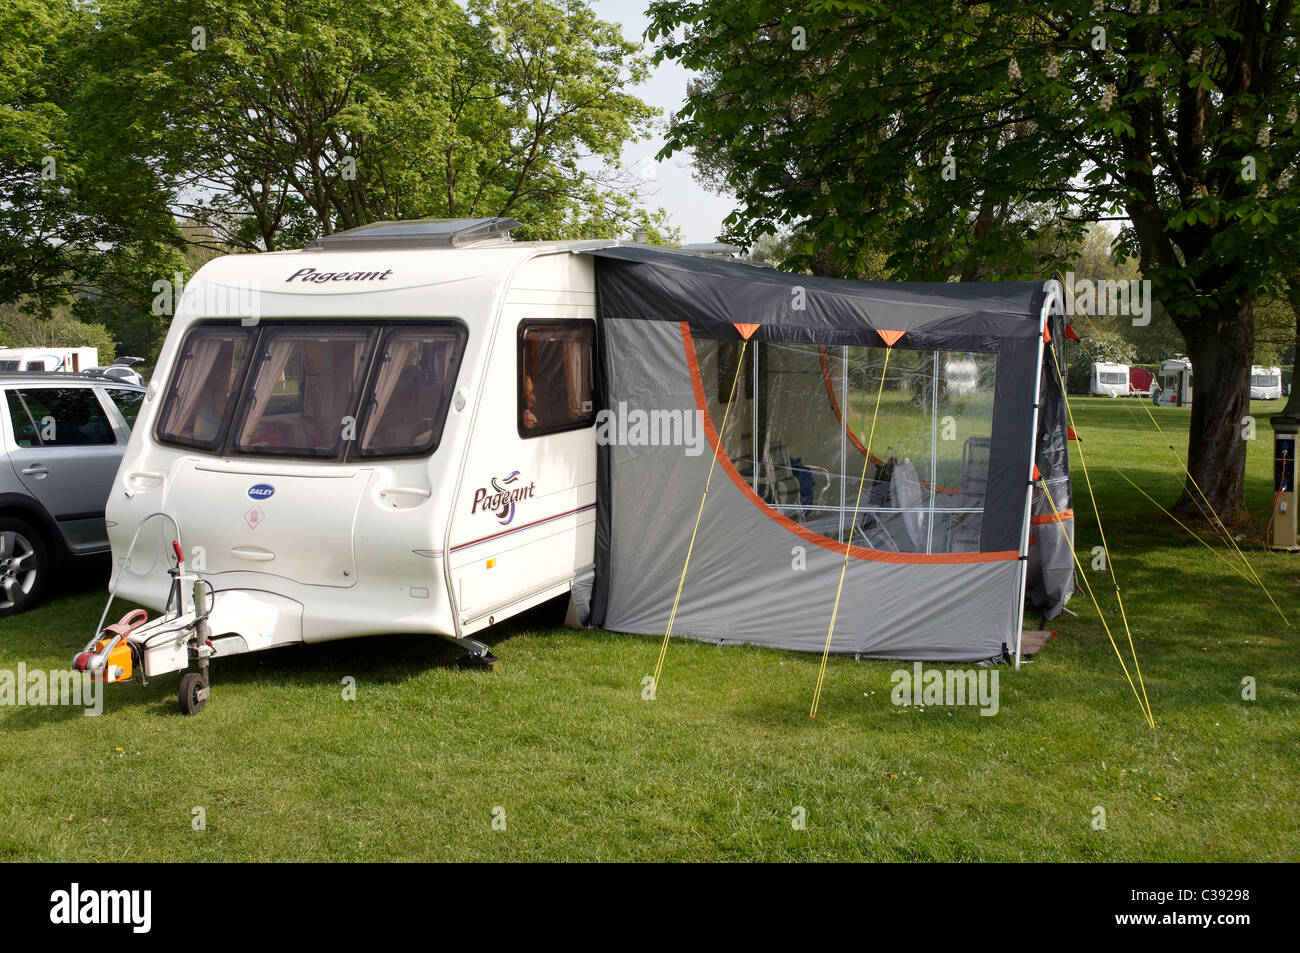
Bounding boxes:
[591,0,738,243]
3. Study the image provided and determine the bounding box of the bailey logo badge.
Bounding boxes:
[472,471,535,526]
[248,483,275,500]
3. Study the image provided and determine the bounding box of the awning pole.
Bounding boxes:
[1015,287,1056,669]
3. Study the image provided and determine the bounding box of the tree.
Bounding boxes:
[0,303,117,362]
[89,0,666,252]
[0,0,184,318]
[649,0,1300,520]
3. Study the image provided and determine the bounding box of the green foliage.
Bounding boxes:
[0,303,117,362]
[649,0,1300,511]
[88,0,665,251]
[0,0,183,315]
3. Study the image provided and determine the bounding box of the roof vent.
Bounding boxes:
[308,218,521,250]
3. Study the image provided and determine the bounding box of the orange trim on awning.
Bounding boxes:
[1031,509,1074,524]
[733,322,760,340]
[682,323,1019,566]
[878,329,905,347]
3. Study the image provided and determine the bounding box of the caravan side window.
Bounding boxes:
[518,320,595,438]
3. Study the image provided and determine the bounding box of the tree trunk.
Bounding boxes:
[1282,276,1300,418]
[1172,294,1255,523]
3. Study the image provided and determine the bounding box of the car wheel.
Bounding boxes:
[0,517,48,616]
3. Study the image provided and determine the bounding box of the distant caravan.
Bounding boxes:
[1251,365,1283,400]
[1090,361,1130,397]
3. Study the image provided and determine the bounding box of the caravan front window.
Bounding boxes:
[1099,371,1126,385]
[233,327,377,457]
[157,320,468,460]
[156,326,255,450]
[356,326,466,456]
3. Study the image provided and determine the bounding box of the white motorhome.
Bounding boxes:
[102,220,609,704]
[0,346,98,373]
[1090,361,1130,397]
[1251,365,1283,400]
[1158,357,1193,406]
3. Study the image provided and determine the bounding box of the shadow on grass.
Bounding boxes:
[1,592,574,728]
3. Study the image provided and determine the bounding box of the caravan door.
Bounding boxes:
[447,262,598,633]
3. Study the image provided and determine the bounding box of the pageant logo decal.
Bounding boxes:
[471,471,536,525]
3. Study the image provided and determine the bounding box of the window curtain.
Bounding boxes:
[240,338,296,437]
[562,337,590,419]
[168,337,225,435]
[361,337,419,447]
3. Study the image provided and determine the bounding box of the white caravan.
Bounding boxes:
[1251,365,1283,400]
[99,219,610,708]
[1090,361,1130,397]
[0,346,98,373]
[1158,357,1193,406]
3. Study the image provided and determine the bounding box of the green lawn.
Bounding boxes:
[1,397,1296,861]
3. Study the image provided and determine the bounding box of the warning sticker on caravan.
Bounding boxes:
[244,505,266,529]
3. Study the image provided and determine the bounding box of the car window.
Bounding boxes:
[5,388,116,447]
[106,388,144,428]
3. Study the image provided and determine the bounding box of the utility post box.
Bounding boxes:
[1271,414,1298,551]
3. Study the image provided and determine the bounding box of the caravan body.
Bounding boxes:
[0,346,98,373]
[1251,365,1283,400]
[107,221,604,674]
[1090,361,1130,397]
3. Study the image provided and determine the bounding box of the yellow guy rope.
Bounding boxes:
[1100,458,1254,584]
[1046,342,1154,727]
[1074,315,1287,625]
[810,346,893,720]
[650,339,749,697]
[1130,390,1291,627]
[1037,474,1156,729]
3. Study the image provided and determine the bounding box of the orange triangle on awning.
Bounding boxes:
[733,322,760,340]
[1065,323,1080,340]
[1067,425,1080,442]
[1042,320,1052,343]
[877,329,905,347]
[1033,464,1042,481]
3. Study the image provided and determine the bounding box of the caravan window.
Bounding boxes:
[356,325,467,457]
[1252,372,1279,387]
[157,320,469,460]
[157,326,256,450]
[1099,371,1126,385]
[232,327,377,457]
[518,320,595,438]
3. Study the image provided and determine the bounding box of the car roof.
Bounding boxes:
[0,371,144,390]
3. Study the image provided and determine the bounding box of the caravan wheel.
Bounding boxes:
[178,672,209,715]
